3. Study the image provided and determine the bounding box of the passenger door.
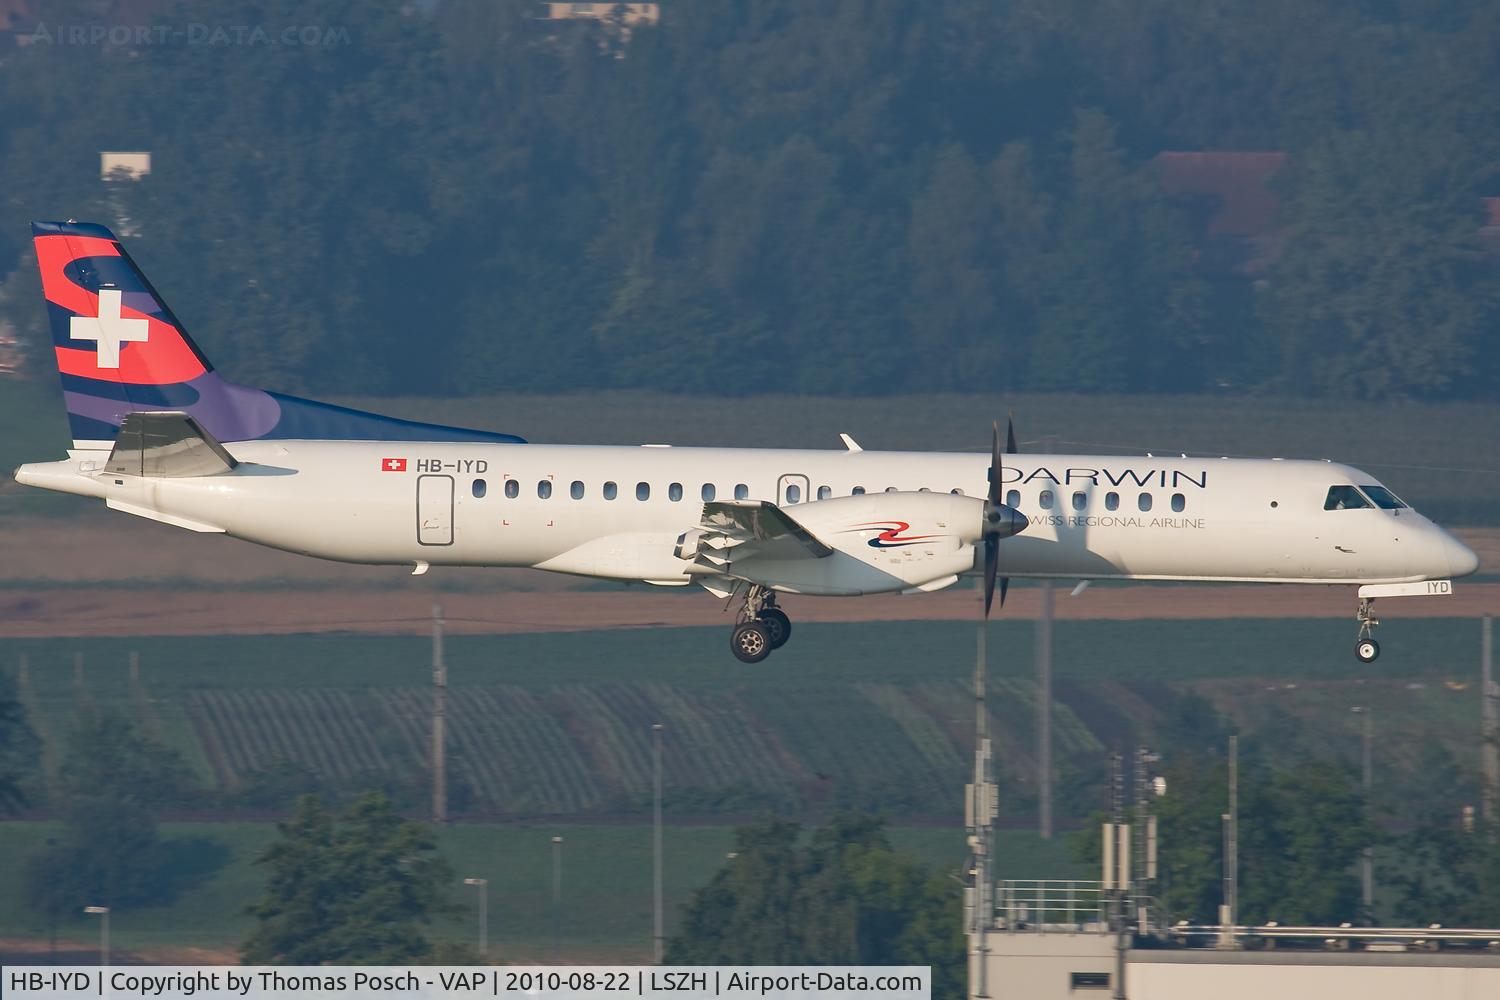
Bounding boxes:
[417,474,454,546]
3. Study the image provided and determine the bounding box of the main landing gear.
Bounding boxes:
[729,585,793,664]
[1355,597,1380,663]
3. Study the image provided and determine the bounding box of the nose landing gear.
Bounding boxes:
[729,585,793,663]
[1355,597,1380,663]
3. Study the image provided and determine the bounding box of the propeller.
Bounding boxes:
[982,416,1026,617]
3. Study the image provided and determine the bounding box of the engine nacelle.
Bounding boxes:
[754,491,989,595]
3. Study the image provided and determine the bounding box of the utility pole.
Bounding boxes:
[432,604,447,826]
[1219,734,1238,949]
[1037,583,1054,840]
[551,836,564,963]
[1132,748,1159,933]
[1106,752,1128,1000]
[966,622,995,1000]
[1483,616,1498,830]
[463,878,488,955]
[84,906,108,966]
[1353,707,1374,919]
[652,723,665,964]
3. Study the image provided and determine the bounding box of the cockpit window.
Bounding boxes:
[1359,485,1408,510]
[1324,485,1372,511]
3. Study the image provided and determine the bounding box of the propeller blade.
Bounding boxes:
[989,421,1003,506]
[983,536,998,617]
[999,575,1009,608]
[1005,413,1018,455]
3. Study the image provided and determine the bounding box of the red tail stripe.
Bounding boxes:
[36,234,207,384]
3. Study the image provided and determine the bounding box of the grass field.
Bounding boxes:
[2,617,1493,959]
[4,378,1498,523]
[7,616,1494,824]
[0,819,1083,961]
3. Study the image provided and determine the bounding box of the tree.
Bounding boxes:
[243,793,451,964]
[0,669,41,814]
[667,813,963,1000]
[1388,817,1500,928]
[24,796,175,921]
[58,707,197,808]
[1150,756,1376,925]
[24,708,226,924]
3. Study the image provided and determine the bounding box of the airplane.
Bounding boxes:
[12,221,1480,663]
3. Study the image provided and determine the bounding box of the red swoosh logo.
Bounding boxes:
[846,521,942,548]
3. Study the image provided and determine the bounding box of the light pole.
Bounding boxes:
[652,723,665,964]
[463,878,488,956]
[83,906,109,966]
[1352,706,1374,920]
[551,836,563,963]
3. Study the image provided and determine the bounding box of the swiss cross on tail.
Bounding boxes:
[382,458,407,472]
[70,288,148,368]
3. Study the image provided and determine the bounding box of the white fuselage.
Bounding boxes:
[19,440,1477,593]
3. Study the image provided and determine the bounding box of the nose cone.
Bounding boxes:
[982,504,1028,540]
[1444,533,1480,578]
[1007,506,1027,537]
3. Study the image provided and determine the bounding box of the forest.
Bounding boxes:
[0,0,1496,399]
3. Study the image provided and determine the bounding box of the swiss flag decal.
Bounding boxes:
[381,458,407,472]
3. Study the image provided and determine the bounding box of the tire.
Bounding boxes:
[1355,639,1380,663]
[760,608,792,649]
[731,622,773,663]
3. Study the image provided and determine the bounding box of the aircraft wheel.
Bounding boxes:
[731,622,773,664]
[1355,639,1380,663]
[760,608,792,649]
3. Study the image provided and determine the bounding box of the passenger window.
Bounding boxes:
[504,479,519,499]
[1324,485,1372,511]
[1039,490,1054,509]
[1357,485,1406,510]
[918,487,931,493]
[571,480,584,500]
[1006,489,1020,508]
[1105,492,1119,511]
[950,488,964,495]
[603,481,618,500]
[668,482,683,502]
[785,483,802,504]
[817,485,831,500]
[701,484,715,501]
[472,479,487,499]
[636,482,650,501]
[1138,493,1152,512]
[1171,493,1185,512]
[852,486,866,496]
[734,483,749,500]
[1072,491,1087,511]
[538,480,552,499]
[884,486,898,493]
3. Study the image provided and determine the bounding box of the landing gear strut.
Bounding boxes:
[729,585,793,663]
[1355,598,1381,663]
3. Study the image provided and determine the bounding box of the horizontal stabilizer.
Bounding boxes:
[106,411,238,478]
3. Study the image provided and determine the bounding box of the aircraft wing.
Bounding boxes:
[676,500,833,578]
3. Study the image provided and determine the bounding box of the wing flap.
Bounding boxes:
[677,500,833,578]
[702,500,833,557]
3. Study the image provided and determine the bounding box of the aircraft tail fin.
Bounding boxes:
[30,220,526,451]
